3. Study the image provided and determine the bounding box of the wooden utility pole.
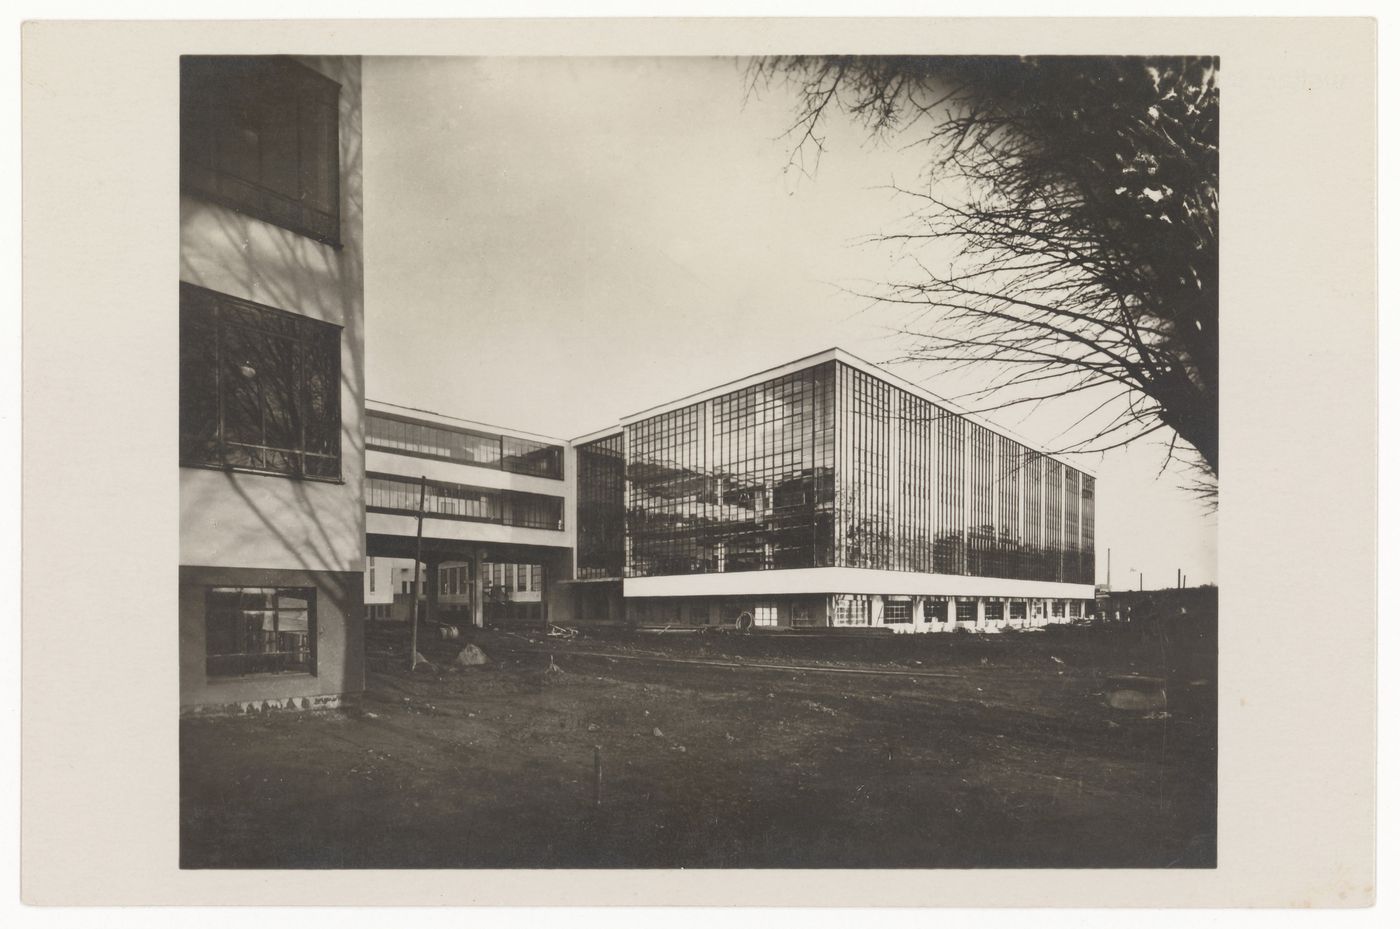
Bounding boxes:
[409,475,427,671]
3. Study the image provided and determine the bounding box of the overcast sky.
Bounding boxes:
[363,56,1216,589]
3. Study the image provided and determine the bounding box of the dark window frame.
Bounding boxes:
[365,472,565,532]
[204,585,317,678]
[181,55,342,247]
[180,282,343,482]
[366,410,565,481]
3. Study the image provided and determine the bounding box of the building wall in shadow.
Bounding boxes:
[178,56,365,712]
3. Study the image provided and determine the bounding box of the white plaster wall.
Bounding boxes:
[624,567,1095,601]
[366,511,572,550]
[363,556,396,605]
[179,57,365,575]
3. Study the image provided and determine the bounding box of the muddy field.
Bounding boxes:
[181,622,1216,869]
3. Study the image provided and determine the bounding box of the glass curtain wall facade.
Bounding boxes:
[621,359,1094,585]
[576,433,626,579]
[625,363,836,577]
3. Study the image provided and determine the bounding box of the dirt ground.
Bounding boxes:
[181,622,1216,869]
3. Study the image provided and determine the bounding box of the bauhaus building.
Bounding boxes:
[178,56,1096,713]
[566,349,1096,632]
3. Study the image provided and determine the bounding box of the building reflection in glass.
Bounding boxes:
[576,432,626,579]
[621,359,1094,584]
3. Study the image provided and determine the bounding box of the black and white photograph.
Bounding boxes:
[15,12,1380,910]
[175,52,1218,870]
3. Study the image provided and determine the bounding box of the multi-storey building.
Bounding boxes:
[558,348,1097,632]
[178,55,366,711]
[361,400,575,630]
[175,61,1097,718]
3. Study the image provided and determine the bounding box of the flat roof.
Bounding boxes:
[370,349,1097,478]
[617,347,1097,478]
[570,424,626,446]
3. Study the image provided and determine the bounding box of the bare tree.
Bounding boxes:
[752,56,1219,492]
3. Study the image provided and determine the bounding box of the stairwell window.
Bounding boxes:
[180,282,342,480]
[181,55,341,246]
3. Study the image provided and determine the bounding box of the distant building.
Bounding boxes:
[371,349,1097,633]
[362,400,574,630]
[178,56,365,712]
[560,349,1097,631]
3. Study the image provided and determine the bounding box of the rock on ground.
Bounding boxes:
[453,644,490,668]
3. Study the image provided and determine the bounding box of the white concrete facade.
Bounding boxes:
[179,56,367,710]
[624,568,1093,602]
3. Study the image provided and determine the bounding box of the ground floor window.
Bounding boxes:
[922,599,948,623]
[366,602,391,621]
[833,595,869,626]
[1051,600,1066,618]
[686,600,708,625]
[983,600,1004,622]
[753,604,778,627]
[955,599,977,623]
[1068,600,1081,618]
[206,586,315,677]
[883,599,912,623]
[1008,600,1027,620]
[791,601,816,627]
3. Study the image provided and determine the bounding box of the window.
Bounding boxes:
[516,565,528,593]
[368,557,375,593]
[1051,600,1066,618]
[502,436,564,478]
[833,595,869,627]
[529,565,542,592]
[180,283,341,479]
[365,473,564,530]
[754,604,778,627]
[984,600,1004,622]
[365,412,565,480]
[883,600,912,623]
[922,599,948,623]
[625,364,837,580]
[955,599,977,623]
[205,587,315,677]
[181,56,341,245]
[1008,600,1027,620]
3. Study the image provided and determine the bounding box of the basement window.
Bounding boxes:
[883,600,912,623]
[205,586,316,677]
[833,595,870,627]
